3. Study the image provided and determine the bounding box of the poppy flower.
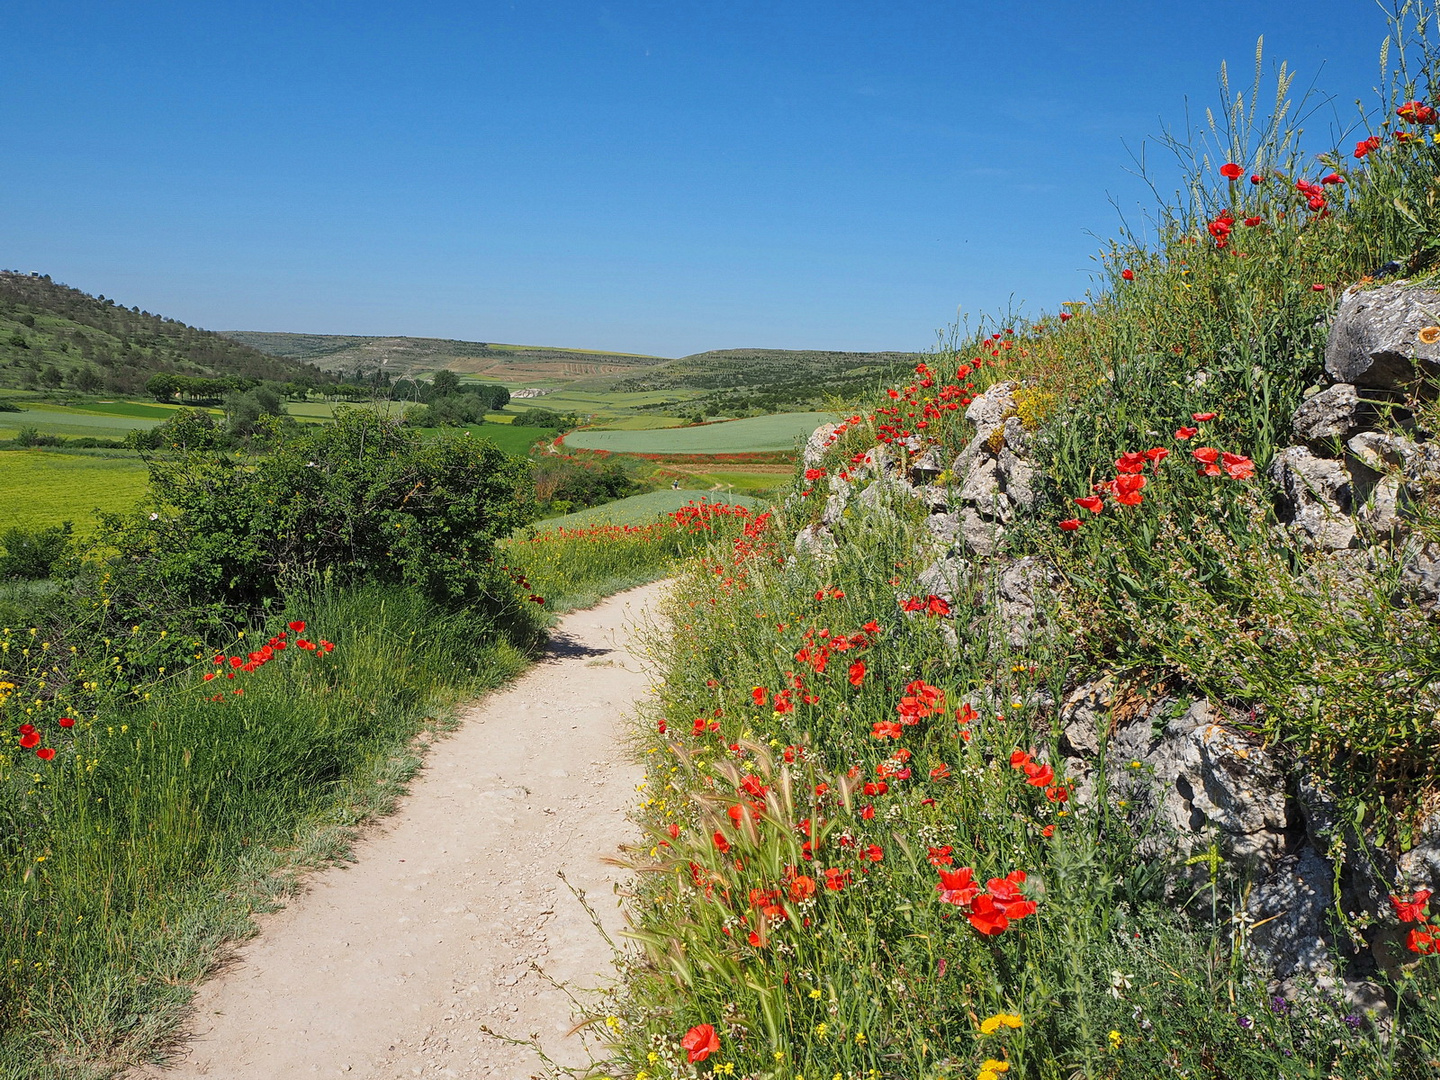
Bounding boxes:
[1391,890,1433,923]
[1408,928,1439,955]
[712,831,731,853]
[1192,447,1221,476]
[929,763,951,779]
[1009,750,1032,769]
[751,686,768,707]
[36,747,56,761]
[1058,312,1072,322]
[1311,283,1326,292]
[1115,451,1147,474]
[967,893,1010,935]
[1023,763,1055,787]
[1174,425,1198,440]
[1220,162,1243,179]
[848,661,866,686]
[937,866,980,906]
[803,467,825,481]
[928,845,955,866]
[1250,174,1264,184]
[19,731,40,750]
[1045,785,1069,803]
[682,1024,720,1063]
[1192,412,1216,422]
[955,703,978,725]
[1075,495,1104,514]
[1221,452,1255,480]
[58,717,75,728]
[1120,269,1134,281]
[872,721,903,739]
[1243,216,1262,227]
[1058,518,1081,531]
[926,594,951,617]
[1321,172,1344,185]
[1144,447,1169,466]
[824,867,851,890]
[861,844,884,863]
[288,620,306,633]
[1398,100,1439,124]
[1112,474,1146,506]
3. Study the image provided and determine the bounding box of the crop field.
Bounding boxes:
[283,400,408,420]
[0,450,149,533]
[503,386,701,418]
[0,402,170,441]
[587,415,686,430]
[532,489,763,529]
[651,463,792,495]
[562,410,832,454]
[413,423,554,456]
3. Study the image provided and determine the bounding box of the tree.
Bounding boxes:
[146,373,181,401]
[430,369,461,397]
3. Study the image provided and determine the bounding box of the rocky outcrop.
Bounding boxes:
[1324,283,1440,389]
[1269,447,1358,550]
[1292,383,1371,442]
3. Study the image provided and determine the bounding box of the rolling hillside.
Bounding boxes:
[225,330,667,385]
[0,272,334,394]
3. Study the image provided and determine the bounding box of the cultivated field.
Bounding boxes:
[534,489,763,528]
[0,450,149,532]
[562,411,833,454]
[0,401,168,441]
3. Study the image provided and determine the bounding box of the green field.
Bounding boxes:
[562,411,833,455]
[503,387,701,419]
[534,489,765,529]
[412,423,554,456]
[586,415,686,431]
[0,450,150,533]
[0,402,169,441]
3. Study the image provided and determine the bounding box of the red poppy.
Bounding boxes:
[58,717,75,728]
[928,845,955,866]
[1042,824,1056,837]
[872,721,903,739]
[937,866,980,906]
[18,724,35,736]
[1398,100,1439,124]
[1408,928,1440,955]
[804,467,825,481]
[1115,451,1147,474]
[1112,474,1146,506]
[967,894,1010,935]
[1192,412,1216,422]
[1144,447,1169,467]
[1058,312,1072,322]
[1250,174,1264,184]
[1191,447,1221,476]
[1321,172,1344,185]
[1045,784,1069,803]
[1058,518,1081,531]
[861,844,884,863]
[1023,762,1055,787]
[1174,426,1198,440]
[36,747,56,760]
[900,596,925,612]
[1219,162,1243,179]
[668,822,681,840]
[1221,452,1255,480]
[1243,216,1262,227]
[1009,749,1032,769]
[712,831,731,853]
[682,1024,720,1063]
[751,686,768,707]
[1075,495,1104,514]
[926,594,951,617]
[203,672,216,682]
[1311,283,1326,292]
[929,763,951,780]
[1391,890,1433,923]
[1120,269,1134,281]
[848,660,866,686]
[288,620,306,633]
[19,731,40,750]
[824,867,851,890]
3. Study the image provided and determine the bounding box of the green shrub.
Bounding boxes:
[0,523,72,580]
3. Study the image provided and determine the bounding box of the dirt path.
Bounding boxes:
[140,582,664,1080]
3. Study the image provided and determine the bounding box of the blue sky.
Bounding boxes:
[0,1,1399,357]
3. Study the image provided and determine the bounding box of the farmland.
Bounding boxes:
[562,410,833,455]
[535,488,763,528]
[0,450,149,533]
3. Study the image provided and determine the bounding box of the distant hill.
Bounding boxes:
[225,330,668,385]
[224,331,927,414]
[617,348,926,413]
[0,272,334,394]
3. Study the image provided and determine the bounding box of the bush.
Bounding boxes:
[100,407,540,630]
[0,523,71,580]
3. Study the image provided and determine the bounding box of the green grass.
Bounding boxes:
[411,423,553,456]
[0,586,533,1078]
[587,415,687,430]
[0,403,164,441]
[535,489,763,528]
[0,450,149,533]
[563,411,834,454]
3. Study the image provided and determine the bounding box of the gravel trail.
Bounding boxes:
[139,581,662,1080]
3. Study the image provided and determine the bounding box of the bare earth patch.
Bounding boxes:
[137,582,663,1080]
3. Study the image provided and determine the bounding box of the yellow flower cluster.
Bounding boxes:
[978,1013,1023,1035]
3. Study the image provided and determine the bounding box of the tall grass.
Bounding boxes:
[0,586,528,1078]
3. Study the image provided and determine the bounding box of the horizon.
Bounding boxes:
[0,0,1394,356]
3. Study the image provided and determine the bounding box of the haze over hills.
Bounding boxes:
[0,273,335,394]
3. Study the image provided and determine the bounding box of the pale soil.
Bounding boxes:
[137,582,665,1080]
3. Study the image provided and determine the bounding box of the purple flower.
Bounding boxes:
[1237,1016,1254,1029]
[1270,996,1291,1016]
[1344,1014,1362,1030]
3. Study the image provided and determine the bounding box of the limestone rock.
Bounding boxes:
[910,448,946,484]
[1058,677,1115,758]
[803,422,839,468]
[993,556,1058,648]
[964,381,1016,440]
[1247,847,1337,979]
[1324,284,1440,389]
[1291,383,1370,442]
[1399,541,1440,611]
[1269,446,1357,550]
[959,507,1003,557]
[794,523,837,560]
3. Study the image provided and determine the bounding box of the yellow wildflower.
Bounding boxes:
[979,1012,1023,1035]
